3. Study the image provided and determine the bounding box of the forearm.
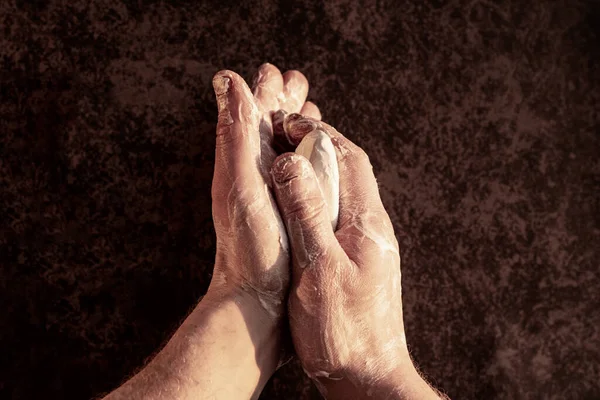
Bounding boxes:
[103,289,281,400]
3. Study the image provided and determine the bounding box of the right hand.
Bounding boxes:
[270,114,442,399]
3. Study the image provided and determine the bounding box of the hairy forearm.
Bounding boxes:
[103,290,281,400]
[314,358,444,400]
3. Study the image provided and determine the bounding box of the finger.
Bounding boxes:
[282,113,321,146]
[272,110,319,153]
[281,70,309,114]
[252,63,284,112]
[300,101,322,120]
[212,70,262,219]
[271,153,343,273]
[284,114,365,159]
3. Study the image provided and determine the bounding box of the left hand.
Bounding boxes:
[209,64,321,322]
[102,67,322,400]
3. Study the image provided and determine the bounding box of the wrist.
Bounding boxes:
[313,355,441,400]
[379,362,443,400]
[207,263,287,324]
[199,285,284,373]
[202,283,285,342]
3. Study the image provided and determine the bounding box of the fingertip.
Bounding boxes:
[282,70,309,88]
[283,113,320,145]
[213,69,238,84]
[214,69,253,97]
[213,71,232,95]
[259,62,282,75]
[253,63,284,109]
[300,101,322,120]
[282,71,309,113]
[214,69,233,78]
[271,152,312,184]
[254,63,283,88]
[253,63,281,87]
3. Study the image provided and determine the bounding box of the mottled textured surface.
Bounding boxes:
[1,0,598,399]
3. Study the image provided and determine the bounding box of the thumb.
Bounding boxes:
[271,153,341,271]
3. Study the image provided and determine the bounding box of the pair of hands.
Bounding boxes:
[103,63,443,400]
[208,64,435,399]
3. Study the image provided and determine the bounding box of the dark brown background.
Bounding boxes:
[1,0,598,399]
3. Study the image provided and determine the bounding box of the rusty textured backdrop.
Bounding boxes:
[0,0,598,399]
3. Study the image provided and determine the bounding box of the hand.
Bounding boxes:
[270,114,442,399]
[209,64,321,318]
[103,66,324,400]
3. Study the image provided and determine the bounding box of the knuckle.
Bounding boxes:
[329,134,371,167]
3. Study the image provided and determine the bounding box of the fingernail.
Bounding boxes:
[213,75,233,127]
[213,74,231,103]
[272,154,309,184]
[284,113,317,141]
